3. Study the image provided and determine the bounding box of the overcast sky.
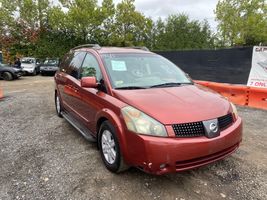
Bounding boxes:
[55,0,219,31]
[98,0,219,31]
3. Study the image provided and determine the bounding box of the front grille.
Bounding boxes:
[172,122,205,137]
[218,113,234,130]
[172,113,234,138]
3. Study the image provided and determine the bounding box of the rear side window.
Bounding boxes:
[60,51,86,79]
[80,53,102,81]
[60,51,74,72]
[69,52,86,78]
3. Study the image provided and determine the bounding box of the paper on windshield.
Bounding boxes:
[111,60,127,71]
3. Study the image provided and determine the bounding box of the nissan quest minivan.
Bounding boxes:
[54,44,242,175]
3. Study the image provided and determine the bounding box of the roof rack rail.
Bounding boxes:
[71,44,101,50]
[124,46,150,51]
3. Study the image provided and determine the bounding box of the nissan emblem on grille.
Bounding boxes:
[203,119,220,138]
[210,122,218,133]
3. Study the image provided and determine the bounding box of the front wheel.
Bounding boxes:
[99,121,129,173]
[3,72,13,81]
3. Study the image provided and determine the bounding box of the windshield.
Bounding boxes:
[44,59,58,65]
[102,53,192,89]
[21,58,34,64]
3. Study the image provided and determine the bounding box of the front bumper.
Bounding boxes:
[40,67,58,73]
[124,117,242,175]
[22,68,35,74]
[14,71,23,78]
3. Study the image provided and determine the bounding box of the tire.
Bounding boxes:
[3,72,13,81]
[99,121,129,173]
[55,91,63,118]
[32,69,37,76]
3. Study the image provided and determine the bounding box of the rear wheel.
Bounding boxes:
[3,72,13,81]
[99,121,129,173]
[55,92,63,118]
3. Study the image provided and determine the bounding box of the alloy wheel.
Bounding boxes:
[56,95,61,114]
[101,130,117,164]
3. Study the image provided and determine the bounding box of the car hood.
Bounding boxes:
[112,84,231,125]
[0,66,19,72]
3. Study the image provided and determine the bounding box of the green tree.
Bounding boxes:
[153,14,214,50]
[94,0,116,45]
[0,0,219,60]
[0,0,51,58]
[109,0,153,47]
[215,0,267,46]
[0,0,17,46]
[36,0,50,29]
[35,30,83,59]
[59,0,101,43]
[48,6,68,32]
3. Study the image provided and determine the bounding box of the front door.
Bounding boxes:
[75,53,106,135]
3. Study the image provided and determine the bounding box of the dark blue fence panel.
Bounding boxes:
[155,47,253,84]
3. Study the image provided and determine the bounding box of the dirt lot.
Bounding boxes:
[0,76,266,200]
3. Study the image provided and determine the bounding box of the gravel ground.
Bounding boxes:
[0,76,266,200]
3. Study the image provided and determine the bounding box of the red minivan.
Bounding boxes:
[54,44,242,175]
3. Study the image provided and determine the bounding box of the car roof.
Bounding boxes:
[95,47,152,54]
[73,45,153,55]
[22,57,36,59]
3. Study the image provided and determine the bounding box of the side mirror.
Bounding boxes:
[81,77,98,88]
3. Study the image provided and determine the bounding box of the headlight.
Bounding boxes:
[230,102,238,120]
[121,106,167,137]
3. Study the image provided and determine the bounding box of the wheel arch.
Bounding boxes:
[2,71,14,80]
[96,117,108,136]
[96,109,129,163]
[54,84,62,100]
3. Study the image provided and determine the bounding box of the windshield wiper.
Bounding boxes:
[150,82,181,88]
[150,82,193,88]
[115,86,148,90]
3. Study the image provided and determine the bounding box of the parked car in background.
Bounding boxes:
[0,63,23,81]
[21,57,41,75]
[54,44,242,175]
[40,58,59,75]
